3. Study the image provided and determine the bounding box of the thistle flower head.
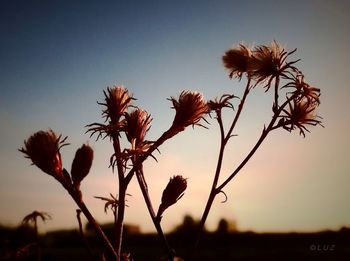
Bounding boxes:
[71,144,94,188]
[281,98,323,137]
[249,41,296,88]
[169,91,208,133]
[207,94,236,112]
[157,175,187,220]
[19,130,68,177]
[100,86,134,124]
[222,43,252,79]
[284,74,320,105]
[124,108,152,148]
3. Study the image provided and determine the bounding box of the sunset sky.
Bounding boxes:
[1,0,349,234]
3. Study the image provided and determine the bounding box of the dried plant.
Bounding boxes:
[21,211,52,235]
[19,40,322,261]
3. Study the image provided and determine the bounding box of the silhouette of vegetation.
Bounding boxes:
[173,215,204,235]
[216,218,237,234]
[1,222,350,261]
[18,41,324,260]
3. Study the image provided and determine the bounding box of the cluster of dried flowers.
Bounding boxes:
[19,40,322,261]
[222,41,322,136]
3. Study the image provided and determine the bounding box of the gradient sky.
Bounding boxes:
[1,0,349,233]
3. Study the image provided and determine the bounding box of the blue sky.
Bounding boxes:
[1,0,349,233]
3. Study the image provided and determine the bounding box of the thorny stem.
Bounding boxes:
[218,123,271,191]
[188,83,296,260]
[188,78,251,260]
[218,93,296,190]
[136,166,175,260]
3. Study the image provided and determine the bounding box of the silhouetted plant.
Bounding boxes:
[19,40,322,261]
[21,211,51,239]
[18,211,51,261]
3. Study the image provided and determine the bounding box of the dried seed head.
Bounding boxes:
[285,74,321,105]
[222,43,252,79]
[71,144,94,188]
[157,175,187,220]
[169,91,208,134]
[19,130,67,178]
[249,41,294,88]
[250,43,279,77]
[281,98,323,137]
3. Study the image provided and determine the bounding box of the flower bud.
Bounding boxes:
[157,175,187,220]
[71,144,93,188]
[19,130,67,178]
[124,108,152,148]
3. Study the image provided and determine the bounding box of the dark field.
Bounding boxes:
[1,225,349,261]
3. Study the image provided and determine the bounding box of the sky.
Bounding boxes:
[0,0,349,234]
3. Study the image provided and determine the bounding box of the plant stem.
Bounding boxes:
[217,93,297,191]
[67,188,117,259]
[218,127,270,191]
[76,209,94,260]
[115,183,126,261]
[225,78,251,141]
[188,80,296,260]
[112,135,128,261]
[187,113,225,260]
[125,129,175,184]
[111,127,175,259]
[274,76,280,109]
[136,167,175,260]
[188,79,251,260]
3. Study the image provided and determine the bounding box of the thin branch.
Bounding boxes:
[225,78,251,143]
[76,209,94,260]
[188,79,251,260]
[125,129,174,184]
[217,93,297,191]
[136,165,175,260]
[65,185,117,259]
[112,134,127,261]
